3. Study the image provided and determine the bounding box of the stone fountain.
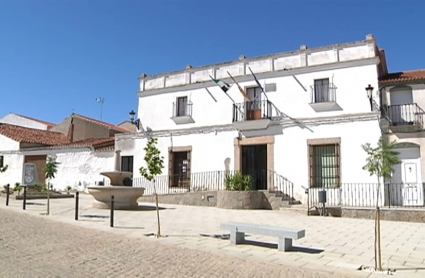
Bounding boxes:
[88,151,145,210]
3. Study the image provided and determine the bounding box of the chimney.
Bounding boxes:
[67,118,74,142]
[366,34,375,41]
[185,65,193,69]
[239,55,246,60]
[300,45,308,50]
[114,150,121,171]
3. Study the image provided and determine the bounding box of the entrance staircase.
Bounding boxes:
[264,171,302,210]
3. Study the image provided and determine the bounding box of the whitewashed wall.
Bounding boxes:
[0,114,51,130]
[0,148,114,191]
[138,63,379,131]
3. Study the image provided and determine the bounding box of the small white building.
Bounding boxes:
[379,69,425,206]
[117,34,388,204]
[0,114,132,191]
[0,113,55,130]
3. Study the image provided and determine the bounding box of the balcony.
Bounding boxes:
[387,103,424,132]
[171,99,194,125]
[232,100,275,130]
[309,83,341,112]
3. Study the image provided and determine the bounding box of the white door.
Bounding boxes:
[390,88,414,124]
[392,147,423,206]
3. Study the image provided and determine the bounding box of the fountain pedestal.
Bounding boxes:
[88,171,145,210]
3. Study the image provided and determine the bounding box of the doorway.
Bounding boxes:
[170,151,190,188]
[242,145,267,190]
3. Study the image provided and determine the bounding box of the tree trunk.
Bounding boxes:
[47,182,50,216]
[153,181,161,238]
[375,177,382,271]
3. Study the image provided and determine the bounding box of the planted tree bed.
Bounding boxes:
[14,187,74,200]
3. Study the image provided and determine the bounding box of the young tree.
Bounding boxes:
[362,137,401,271]
[139,138,164,238]
[43,157,60,216]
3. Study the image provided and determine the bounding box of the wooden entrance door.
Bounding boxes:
[170,151,190,188]
[24,155,47,184]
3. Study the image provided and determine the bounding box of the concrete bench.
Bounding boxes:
[220,222,305,252]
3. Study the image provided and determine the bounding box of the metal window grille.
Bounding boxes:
[309,144,340,188]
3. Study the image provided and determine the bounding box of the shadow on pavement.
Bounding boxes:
[80,214,109,219]
[26,202,45,206]
[113,226,145,229]
[394,267,425,271]
[135,205,174,211]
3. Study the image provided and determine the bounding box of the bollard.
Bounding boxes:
[75,191,79,221]
[23,186,27,210]
[6,184,10,206]
[110,195,114,228]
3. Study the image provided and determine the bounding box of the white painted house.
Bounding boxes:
[0,113,55,130]
[117,34,388,205]
[0,114,132,191]
[379,69,425,206]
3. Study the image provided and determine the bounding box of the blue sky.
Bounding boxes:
[1,0,424,126]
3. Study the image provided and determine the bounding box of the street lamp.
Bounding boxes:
[365,84,374,111]
[129,110,140,129]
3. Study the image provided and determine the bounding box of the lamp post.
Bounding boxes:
[365,84,374,111]
[129,110,140,130]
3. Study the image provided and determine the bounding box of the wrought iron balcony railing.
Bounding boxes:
[172,100,193,118]
[232,100,272,122]
[310,83,337,103]
[387,103,424,127]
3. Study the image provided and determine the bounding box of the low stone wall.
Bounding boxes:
[138,191,217,207]
[342,208,425,223]
[216,191,264,209]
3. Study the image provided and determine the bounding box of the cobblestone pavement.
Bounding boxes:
[0,208,355,278]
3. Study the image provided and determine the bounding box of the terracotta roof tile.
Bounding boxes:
[379,69,425,84]
[68,137,115,150]
[72,114,132,133]
[0,124,69,145]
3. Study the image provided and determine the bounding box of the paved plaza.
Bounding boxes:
[1,193,425,278]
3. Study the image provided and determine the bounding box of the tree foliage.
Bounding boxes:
[43,157,60,180]
[139,138,164,182]
[362,137,401,180]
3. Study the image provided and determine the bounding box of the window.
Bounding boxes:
[309,143,340,188]
[0,156,3,168]
[313,79,330,103]
[246,86,262,101]
[121,156,133,173]
[176,97,188,117]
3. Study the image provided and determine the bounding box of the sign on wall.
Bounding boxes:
[22,163,39,185]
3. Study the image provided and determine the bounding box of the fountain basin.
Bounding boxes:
[100,171,133,186]
[88,186,145,210]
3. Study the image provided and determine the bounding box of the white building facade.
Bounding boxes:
[118,35,388,204]
[379,69,425,207]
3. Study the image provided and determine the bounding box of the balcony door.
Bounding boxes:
[246,87,262,120]
[390,87,414,124]
[314,79,330,103]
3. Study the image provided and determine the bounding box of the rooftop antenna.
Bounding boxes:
[95,97,105,121]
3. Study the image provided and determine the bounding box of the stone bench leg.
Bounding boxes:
[230,230,245,245]
[278,237,292,252]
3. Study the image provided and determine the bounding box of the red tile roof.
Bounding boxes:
[0,124,69,146]
[72,114,131,133]
[15,114,56,129]
[379,69,425,84]
[69,137,115,150]
[0,124,116,151]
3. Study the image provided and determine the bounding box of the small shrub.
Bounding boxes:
[2,184,13,195]
[225,172,252,191]
[66,185,72,194]
[13,182,23,196]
